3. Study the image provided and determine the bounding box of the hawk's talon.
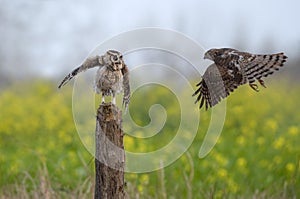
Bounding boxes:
[258,79,266,88]
[250,83,259,92]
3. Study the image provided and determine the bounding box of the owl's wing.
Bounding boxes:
[192,64,241,110]
[238,52,287,84]
[58,55,104,88]
[121,64,130,113]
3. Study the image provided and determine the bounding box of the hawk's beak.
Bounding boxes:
[204,52,211,60]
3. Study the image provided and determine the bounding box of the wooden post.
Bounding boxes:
[94,103,125,199]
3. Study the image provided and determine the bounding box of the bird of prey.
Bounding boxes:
[58,50,130,111]
[193,48,287,110]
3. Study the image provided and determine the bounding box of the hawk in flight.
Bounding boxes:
[193,48,287,110]
[58,50,130,111]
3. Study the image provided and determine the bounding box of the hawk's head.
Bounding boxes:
[204,48,220,61]
[105,50,124,71]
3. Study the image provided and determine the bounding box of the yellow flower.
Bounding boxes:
[214,153,228,167]
[124,136,134,148]
[58,130,72,144]
[137,184,144,193]
[217,168,228,178]
[233,106,243,114]
[273,137,285,150]
[237,158,247,168]
[266,119,278,132]
[288,126,299,136]
[126,173,138,181]
[236,136,245,145]
[140,174,149,185]
[286,163,295,173]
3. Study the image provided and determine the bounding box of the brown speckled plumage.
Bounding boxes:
[58,50,130,111]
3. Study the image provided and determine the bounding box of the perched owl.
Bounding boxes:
[193,48,287,110]
[58,50,130,111]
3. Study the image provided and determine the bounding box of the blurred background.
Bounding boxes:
[1,0,300,83]
[1,0,299,198]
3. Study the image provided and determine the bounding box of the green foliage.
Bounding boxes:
[0,81,93,192]
[0,79,299,198]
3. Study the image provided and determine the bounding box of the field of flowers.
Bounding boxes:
[0,79,299,198]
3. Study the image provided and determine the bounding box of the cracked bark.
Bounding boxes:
[94,103,125,199]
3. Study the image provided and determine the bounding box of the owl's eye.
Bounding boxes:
[112,55,118,61]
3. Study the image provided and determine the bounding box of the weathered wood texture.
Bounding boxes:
[94,103,125,199]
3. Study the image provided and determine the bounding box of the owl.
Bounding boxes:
[58,50,130,111]
[193,48,287,110]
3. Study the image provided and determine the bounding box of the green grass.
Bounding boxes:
[0,79,299,198]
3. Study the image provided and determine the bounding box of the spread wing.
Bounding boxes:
[213,48,288,87]
[121,64,130,113]
[58,55,103,88]
[192,64,242,110]
[193,48,288,110]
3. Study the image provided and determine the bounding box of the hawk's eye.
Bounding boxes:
[213,52,220,58]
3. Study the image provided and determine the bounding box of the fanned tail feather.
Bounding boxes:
[244,53,288,83]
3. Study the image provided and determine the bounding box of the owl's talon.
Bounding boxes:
[250,83,259,92]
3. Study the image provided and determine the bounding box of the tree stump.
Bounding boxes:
[94,103,125,199]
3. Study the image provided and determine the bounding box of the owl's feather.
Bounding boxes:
[58,50,130,112]
[58,55,102,88]
[121,64,130,112]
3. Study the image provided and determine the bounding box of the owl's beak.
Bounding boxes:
[112,62,122,71]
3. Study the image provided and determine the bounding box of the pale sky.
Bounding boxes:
[1,0,299,77]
